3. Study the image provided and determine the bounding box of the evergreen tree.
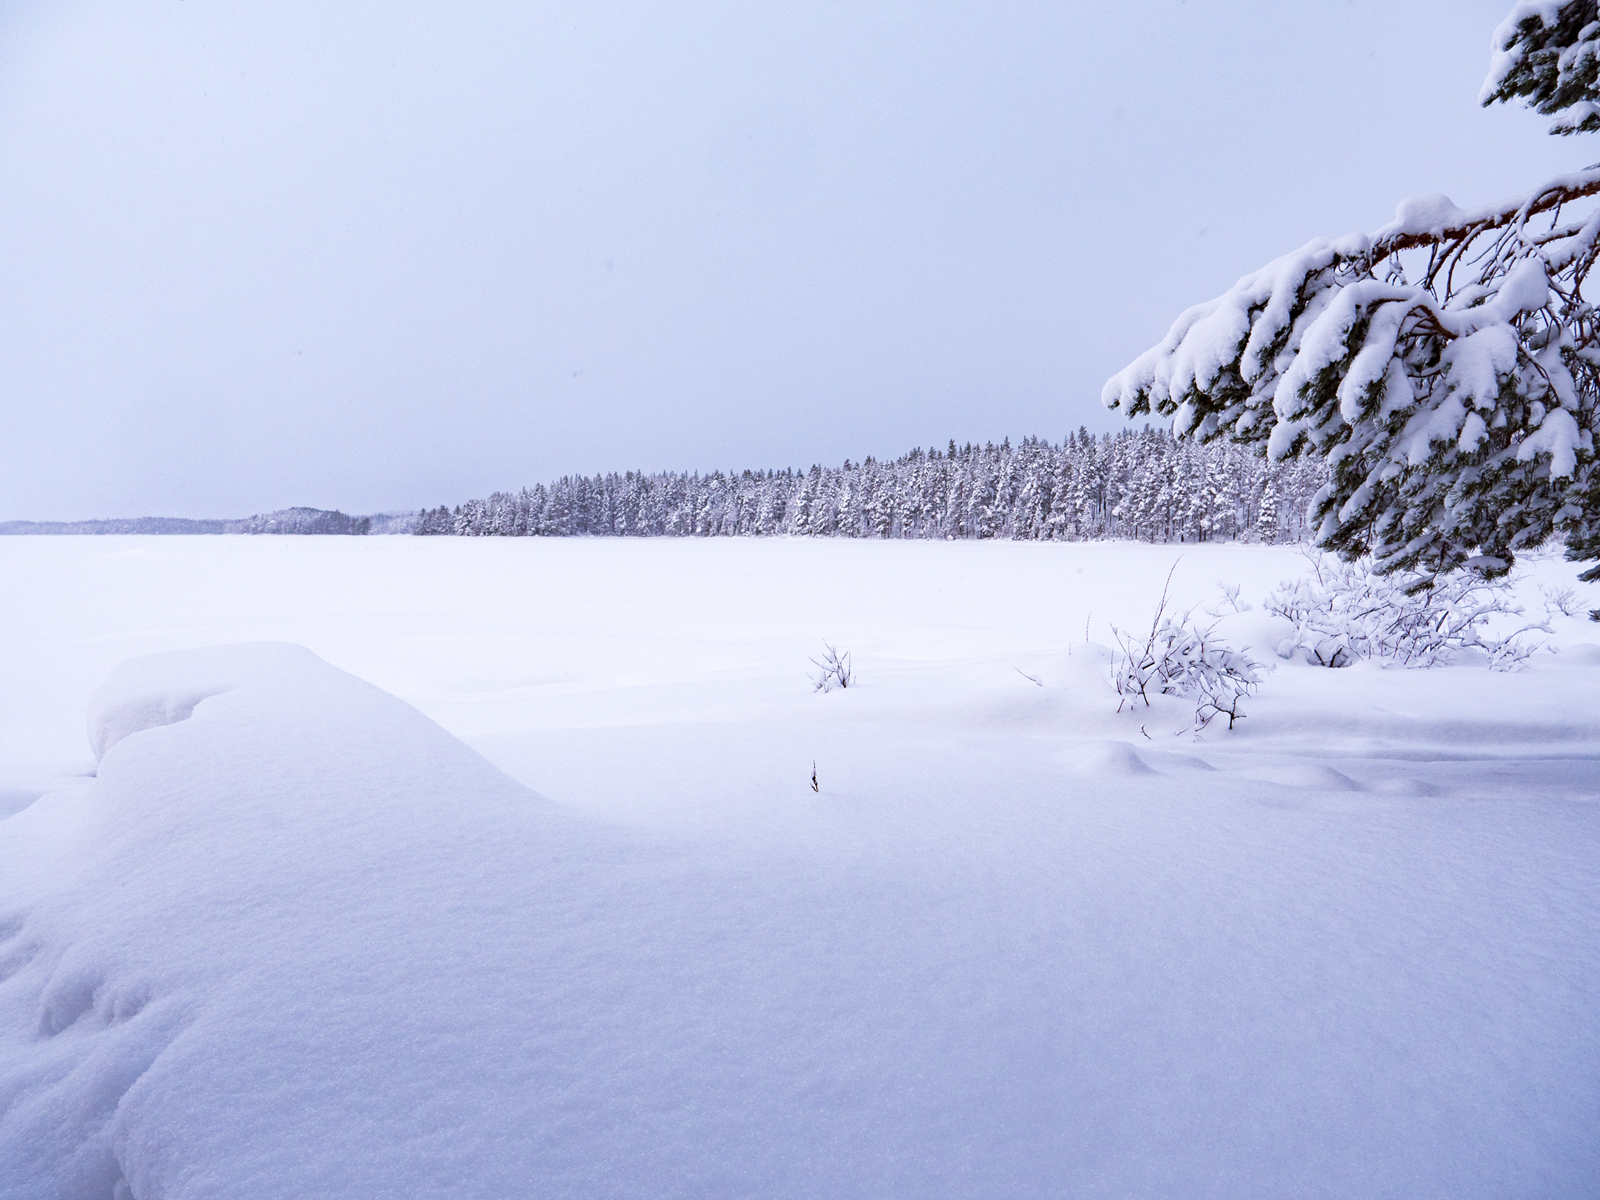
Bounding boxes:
[1106,1,1600,580]
[1257,475,1281,544]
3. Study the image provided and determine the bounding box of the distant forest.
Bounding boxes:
[417,428,1329,544]
[0,508,414,536]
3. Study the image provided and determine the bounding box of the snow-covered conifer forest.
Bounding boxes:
[416,428,1327,542]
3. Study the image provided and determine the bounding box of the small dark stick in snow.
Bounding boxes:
[811,762,819,793]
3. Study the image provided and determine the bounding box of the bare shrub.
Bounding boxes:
[810,643,854,693]
[1540,583,1581,618]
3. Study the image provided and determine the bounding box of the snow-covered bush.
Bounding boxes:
[1210,582,1248,615]
[810,643,854,692]
[1264,553,1548,670]
[1111,581,1262,731]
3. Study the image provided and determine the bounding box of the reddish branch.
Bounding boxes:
[1373,170,1600,258]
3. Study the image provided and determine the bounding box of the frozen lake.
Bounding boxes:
[1,536,1597,1197]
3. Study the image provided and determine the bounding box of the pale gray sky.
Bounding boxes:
[0,0,1583,518]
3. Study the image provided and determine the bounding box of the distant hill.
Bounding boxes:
[0,508,418,536]
[232,507,376,536]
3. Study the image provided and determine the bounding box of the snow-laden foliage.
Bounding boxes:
[419,430,1326,544]
[1106,2,1600,582]
[1112,574,1263,731]
[1264,553,1549,670]
[1482,0,1600,134]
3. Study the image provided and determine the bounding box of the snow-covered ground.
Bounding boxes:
[1,536,1597,1198]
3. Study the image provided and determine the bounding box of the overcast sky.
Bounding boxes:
[0,0,1584,519]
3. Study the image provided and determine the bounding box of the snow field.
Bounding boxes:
[0,536,1598,1197]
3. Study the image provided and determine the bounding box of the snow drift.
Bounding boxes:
[0,644,614,1198]
[3,633,1599,1198]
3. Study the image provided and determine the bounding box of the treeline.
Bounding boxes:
[235,507,374,535]
[417,428,1328,544]
[0,507,415,536]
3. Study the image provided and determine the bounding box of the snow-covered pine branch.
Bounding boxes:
[1105,1,1600,583]
[1483,1,1600,135]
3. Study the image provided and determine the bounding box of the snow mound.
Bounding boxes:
[1066,740,1155,776]
[1247,763,1362,791]
[0,644,596,1198]
[1029,643,1114,690]
[1554,642,1600,666]
[84,643,304,760]
[1374,777,1442,797]
[0,789,40,819]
